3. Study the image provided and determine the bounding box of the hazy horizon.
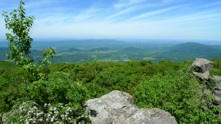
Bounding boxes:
[0,38,221,47]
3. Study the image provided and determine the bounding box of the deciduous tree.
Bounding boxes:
[2,0,34,66]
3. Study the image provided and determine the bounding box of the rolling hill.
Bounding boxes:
[1,42,221,63]
[156,42,221,61]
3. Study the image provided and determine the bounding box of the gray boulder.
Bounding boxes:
[85,90,177,124]
[191,58,213,82]
[192,58,213,73]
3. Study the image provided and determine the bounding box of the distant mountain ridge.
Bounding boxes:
[1,42,221,63]
[156,42,221,61]
[31,39,128,49]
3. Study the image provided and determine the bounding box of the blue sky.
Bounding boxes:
[0,0,221,40]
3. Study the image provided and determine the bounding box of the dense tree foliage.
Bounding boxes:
[134,73,217,123]
[2,0,56,82]
[1,60,221,123]
[2,0,34,66]
[1,0,89,123]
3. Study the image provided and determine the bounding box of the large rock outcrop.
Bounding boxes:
[191,58,213,81]
[191,58,221,107]
[192,58,213,73]
[85,90,177,124]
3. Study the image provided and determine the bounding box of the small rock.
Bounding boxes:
[214,96,221,105]
[204,89,212,96]
[212,76,221,85]
[214,90,221,98]
[193,71,210,81]
[148,108,177,124]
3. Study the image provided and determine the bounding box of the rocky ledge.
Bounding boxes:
[191,58,221,117]
[85,90,177,124]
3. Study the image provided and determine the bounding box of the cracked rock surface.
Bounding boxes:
[85,90,177,124]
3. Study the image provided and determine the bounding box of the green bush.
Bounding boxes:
[1,59,221,123]
[134,72,219,123]
[22,72,89,106]
[211,59,221,76]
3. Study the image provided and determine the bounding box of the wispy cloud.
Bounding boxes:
[114,0,145,9]
[0,0,221,40]
[159,9,221,24]
[128,5,183,21]
[106,6,138,20]
[73,7,103,22]
[199,1,221,8]
[25,0,55,9]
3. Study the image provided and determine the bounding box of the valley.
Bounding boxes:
[1,39,221,63]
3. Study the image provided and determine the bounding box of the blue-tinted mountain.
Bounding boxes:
[156,42,221,61]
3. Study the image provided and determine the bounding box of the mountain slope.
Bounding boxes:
[156,42,221,61]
